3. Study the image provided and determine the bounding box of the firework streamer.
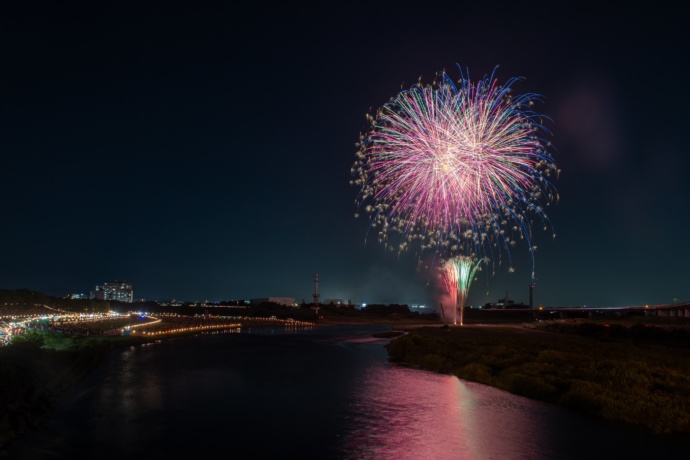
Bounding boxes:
[351,64,558,318]
[441,259,459,325]
[442,256,484,326]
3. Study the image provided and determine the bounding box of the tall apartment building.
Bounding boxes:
[90,281,134,303]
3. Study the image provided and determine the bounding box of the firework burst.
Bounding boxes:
[351,64,559,284]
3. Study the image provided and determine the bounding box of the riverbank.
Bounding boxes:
[385,320,690,436]
[316,316,440,326]
[0,317,310,453]
[0,335,137,452]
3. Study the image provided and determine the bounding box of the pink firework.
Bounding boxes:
[351,65,558,279]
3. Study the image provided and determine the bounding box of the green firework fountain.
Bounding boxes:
[442,256,483,326]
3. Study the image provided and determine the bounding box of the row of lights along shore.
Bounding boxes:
[123,314,316,336]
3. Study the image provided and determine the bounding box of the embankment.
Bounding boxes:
[386,321,690,436]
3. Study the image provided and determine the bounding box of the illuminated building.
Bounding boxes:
[90,281,134,303]
[67,293,88,299]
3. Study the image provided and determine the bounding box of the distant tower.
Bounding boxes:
[529,283,534,309]
[313,274,320,305]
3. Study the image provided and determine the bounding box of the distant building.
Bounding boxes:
[484,297,531,309]
[250,297,296,306]
[66,293,88,300]
[497,297,514,308]
[90,281,134,303]
[323,298,349,306]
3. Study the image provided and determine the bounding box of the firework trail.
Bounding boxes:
[351,64,558,308]
[441,256,484,325]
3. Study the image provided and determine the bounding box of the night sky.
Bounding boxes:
[1,2,688,308]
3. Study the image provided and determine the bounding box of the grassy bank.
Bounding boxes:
[386,321,690,435]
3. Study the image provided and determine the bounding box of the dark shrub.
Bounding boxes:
[503,373,559,403]
[559,381,604,416]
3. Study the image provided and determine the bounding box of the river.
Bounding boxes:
[6,324,690,459]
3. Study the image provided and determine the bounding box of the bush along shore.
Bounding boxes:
[386,321,690,436]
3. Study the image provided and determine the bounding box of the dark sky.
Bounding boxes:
[1,1,688,308]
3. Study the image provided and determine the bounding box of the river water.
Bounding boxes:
[7,324,690,459]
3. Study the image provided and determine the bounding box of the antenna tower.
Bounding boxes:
[313,273,320,305]
[529,283,534,309]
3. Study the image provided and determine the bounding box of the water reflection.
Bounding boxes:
[340,365,540,459]
[7,325,690,459]
[338,335,690,460]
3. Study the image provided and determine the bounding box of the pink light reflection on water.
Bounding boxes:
[339,363,555,460]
